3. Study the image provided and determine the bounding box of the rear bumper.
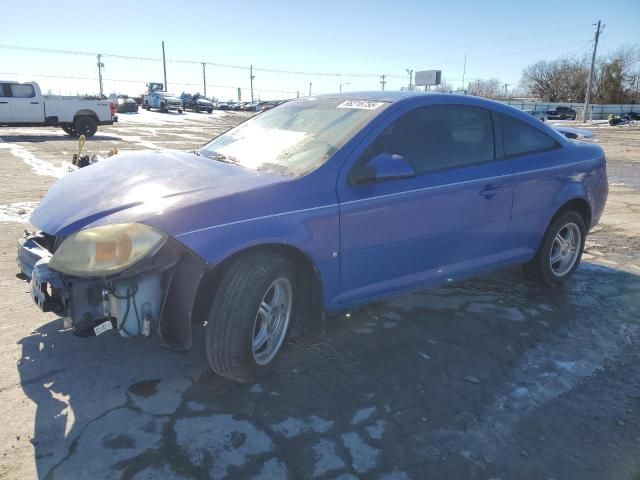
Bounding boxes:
[99,116,117,125]
[591,166,609,229]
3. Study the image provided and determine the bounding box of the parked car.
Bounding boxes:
[17,92,608,384]
[524,110,548,122]
[143,83,182,113]
[180,93,214,113]
[0,80,117,136]
[216,102,230,111]
[547,106,577,120]
[110,94,139,113]
[608,112,640,126]
[553,125,595,141]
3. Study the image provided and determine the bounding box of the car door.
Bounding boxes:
[335,103,513,306]
[0,83,12,123]
[8,83,43,122]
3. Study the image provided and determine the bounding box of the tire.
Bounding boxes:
[144,102,150,111]
[522,211,586,286]
[630,120,638,127]
[207,109,213,114]
[61,125,77,136]
[178,109,183,114]
[206,253,296,383]
[73,116,98,137]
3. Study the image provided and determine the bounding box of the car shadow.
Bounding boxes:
[17,264,640,479]
[0,134,122,143]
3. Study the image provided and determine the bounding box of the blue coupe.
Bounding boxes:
[17,91,608,383]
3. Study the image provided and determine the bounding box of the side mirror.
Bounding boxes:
[351,153,415,184]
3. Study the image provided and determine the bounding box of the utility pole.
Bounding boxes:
[202,63,207,97]
[583,20,603,122]
[250,65,255,102]
[162,41,167,90]
[309,82,312,96]
[96,54,104,98]
[503,83,510,99]
[461,55,467,93]
[406,69,413,90]
[339,82,350,93]
[380,74,387,91]
[296,90,300,98]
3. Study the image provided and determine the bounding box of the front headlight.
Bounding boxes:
[49,224,166,277]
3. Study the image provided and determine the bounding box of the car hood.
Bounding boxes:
[31,150,284,236]
[196,99,212,105]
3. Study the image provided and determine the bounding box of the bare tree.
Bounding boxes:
[434,78,453,93]
[467,78,502,98]
[520,58,588,102]
[593,45,640,103]
[520,44,640,103]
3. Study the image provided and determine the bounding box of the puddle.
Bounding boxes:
[127,379,161,398]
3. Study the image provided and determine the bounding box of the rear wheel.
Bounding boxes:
[61,125,77,136]
[522,211,586,286]
[205,254,296,383]
[73,116,98,137]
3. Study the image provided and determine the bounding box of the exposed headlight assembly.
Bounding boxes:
[49,224,166,277]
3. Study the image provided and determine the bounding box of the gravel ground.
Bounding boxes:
[0,113,639,480]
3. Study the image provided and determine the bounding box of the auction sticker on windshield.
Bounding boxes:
[337,100,385,110]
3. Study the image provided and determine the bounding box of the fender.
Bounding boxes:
[173,204,341,306]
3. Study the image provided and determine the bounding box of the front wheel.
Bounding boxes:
[522,211,586,286]
[206,254,296,383]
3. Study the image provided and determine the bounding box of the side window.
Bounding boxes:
[355,105,495,177]
[10,84,35,98]
[500,114,558,157]
[0,83,10,97]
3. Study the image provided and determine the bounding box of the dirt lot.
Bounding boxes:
[0,112,639,480]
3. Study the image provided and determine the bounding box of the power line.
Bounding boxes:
[0,39,590,82]
[374,24,594,60]
[0,72,298,94]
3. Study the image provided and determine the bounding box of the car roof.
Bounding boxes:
[315,90,434,102]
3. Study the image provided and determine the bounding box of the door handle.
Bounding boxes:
[31,101,39,105]
[479,185,504,199]
[0,101,8,104]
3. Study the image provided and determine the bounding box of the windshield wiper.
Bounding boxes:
[200,151,239,164]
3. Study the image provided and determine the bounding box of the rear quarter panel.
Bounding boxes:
[506,140,606,263]
[43,97,111,122]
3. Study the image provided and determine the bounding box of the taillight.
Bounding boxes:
[109,101,116,116]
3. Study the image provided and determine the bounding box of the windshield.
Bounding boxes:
[198,97,389,178]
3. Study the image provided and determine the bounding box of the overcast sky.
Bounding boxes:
[1,0,637,100]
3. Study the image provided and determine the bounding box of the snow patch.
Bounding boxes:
[0,143,65,178]
[0,201,38,223]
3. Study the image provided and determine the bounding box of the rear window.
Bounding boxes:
[500,114,558,157]
[9,84,35,98]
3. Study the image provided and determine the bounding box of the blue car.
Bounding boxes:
[17,92,608,383]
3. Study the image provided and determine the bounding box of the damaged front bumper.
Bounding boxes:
[17,231,206,349]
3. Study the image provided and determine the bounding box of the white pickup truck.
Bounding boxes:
[0,81,117,137]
